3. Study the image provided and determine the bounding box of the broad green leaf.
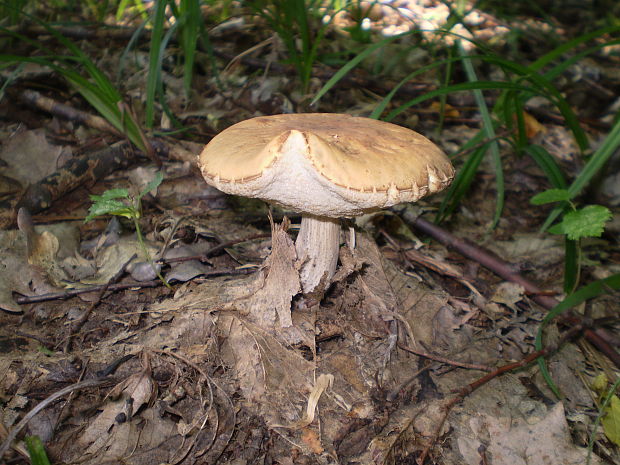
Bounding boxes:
[530,188,571,205]
[91,188,129,201]
[602,395,620,447]
[139,172,164,198]
[85,199,134,222]
[559,205,612,240]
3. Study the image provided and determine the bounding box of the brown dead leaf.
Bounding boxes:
[491,282,526,312]
[76,353,157,451]
[457,403,600,465]
[0,230,57,313]
[0,129,68,185]
[301,427,324,454]
[227,218,301,328]
[219,315,315,429]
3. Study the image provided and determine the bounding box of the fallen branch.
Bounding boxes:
[0,140,168,229]
[19,89,121,135]
[15,268,255,305]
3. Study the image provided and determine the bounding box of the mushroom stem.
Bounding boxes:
[295,214,341,293]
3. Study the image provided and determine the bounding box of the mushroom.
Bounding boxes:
[198,113,454,293]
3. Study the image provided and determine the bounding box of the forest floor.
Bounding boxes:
[1,1,620,464]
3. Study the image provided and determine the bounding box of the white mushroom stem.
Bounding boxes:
[295,214,341,293]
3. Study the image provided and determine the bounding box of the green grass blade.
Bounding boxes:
[370,55,469,120]
[116,0,132,21]
[535,272,620,398]
[116,21,148,85]
[25,436,51,465]
[542,117,620,230]
[385,81,536,122]
[478,55,589,152]
[0,54,146,152]
[526,145,568,189]
[178,0,200,98]
[437,140,488,222]
[529,25,620,73]
[543,39,620,82]
[145,0,168,129]
[525,145,567,189]
[311,33,406,106]
[458,41,504,227]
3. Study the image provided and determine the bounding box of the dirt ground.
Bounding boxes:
[1,1,620,464]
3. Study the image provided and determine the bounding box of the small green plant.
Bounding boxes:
[25,435,51,465]
[85,172,170,288]
[244,0,332,93]
[531,188,612,293]
[143,0,213,129]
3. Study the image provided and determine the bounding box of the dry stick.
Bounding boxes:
[0,377,111,458]
[15,268,255,305]
[397,342,491,372]
[20,89,121,135]
[409,216,559,309]
[63,254,137,352]
[162,233,271,264]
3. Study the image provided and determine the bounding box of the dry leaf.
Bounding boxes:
[457,402,600,465]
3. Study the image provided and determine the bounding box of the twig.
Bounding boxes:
[397,343,491,372]
[0,377,111,458]
[408,216,559,310]
[15,268,255,305]
[63,254,136,352]
[19,89,121,135]
[162,233,271,264]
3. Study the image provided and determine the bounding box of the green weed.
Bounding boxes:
[243,0,333,93]
[144,0,213,129]
[0,13,148,152]
[85,172,171,288]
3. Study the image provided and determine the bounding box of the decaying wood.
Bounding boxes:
[0,140,168,229]
[19,90,121,135]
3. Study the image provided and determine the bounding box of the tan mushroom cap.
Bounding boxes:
[199,113,454,217]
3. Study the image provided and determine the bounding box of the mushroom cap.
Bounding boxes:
[199,113,454,217]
